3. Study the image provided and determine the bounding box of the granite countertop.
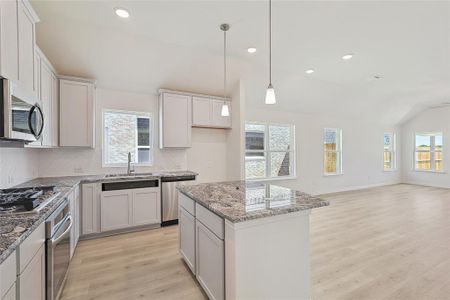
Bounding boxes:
[0,186,73,264]
[0,170,197,265]
[177,181,329,223]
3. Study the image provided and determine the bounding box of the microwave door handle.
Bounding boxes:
[35,104,44,138]
[51,216,73,246]
[28,105,36,136]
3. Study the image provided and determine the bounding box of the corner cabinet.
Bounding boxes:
[59,77,96,148]
[159,92,192,148]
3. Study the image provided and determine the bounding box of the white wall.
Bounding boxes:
[401,106,450,188]
[246,108,401,195]
[0,148,39,189]
[226,80,246,181]
[38,88,229,183]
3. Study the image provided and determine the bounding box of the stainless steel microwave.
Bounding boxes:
[0,79,44,142]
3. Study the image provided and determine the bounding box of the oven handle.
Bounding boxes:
[51,215,73,246]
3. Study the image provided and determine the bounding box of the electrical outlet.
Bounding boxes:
[7,176,13,184]
[74,167,84,174]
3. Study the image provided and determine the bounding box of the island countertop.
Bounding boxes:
[177,181,329,223]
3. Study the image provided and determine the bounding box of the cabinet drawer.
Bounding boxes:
[19,222,45,274]
[0,251,16,299]
[195,203,224,240]
[179,192,195,216]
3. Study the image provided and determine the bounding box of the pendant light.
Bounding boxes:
[265,0,276,104]
[220,24,230,117]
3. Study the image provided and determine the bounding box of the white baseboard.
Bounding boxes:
[316,181,401,196]
[400,180,450,189]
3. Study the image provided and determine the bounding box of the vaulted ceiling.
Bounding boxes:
[31,0,450,125]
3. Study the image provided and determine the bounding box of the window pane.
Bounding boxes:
[415,151,431,170]
[104,112,137,164]
[415,135,430,150]
[435,135,443,151]
[435,151,443,171]
[384,151,392,170]
[245,124,265,150]
[324,151,337,174]
[137,118,150,146]
[269,125,291,151]
[245,152,266,179]
[384,133,392,150]
[270,152,291,177]
[138,148,150,164]
[324,129,337,151]
[104,111,152,165]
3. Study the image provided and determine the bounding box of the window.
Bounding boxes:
[414,133,443,172]
[384,133,396,170]
[245,122,295,180]
[324,128,342,175]
[103,110,153,166]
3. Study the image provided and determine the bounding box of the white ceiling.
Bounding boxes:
[31,0,450,125]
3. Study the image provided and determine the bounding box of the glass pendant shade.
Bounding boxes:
[265,84,276,104]
[221,103,230,116]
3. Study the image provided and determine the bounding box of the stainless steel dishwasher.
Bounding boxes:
[161,175,196,226]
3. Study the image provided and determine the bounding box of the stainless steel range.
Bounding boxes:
[0,186,59,214]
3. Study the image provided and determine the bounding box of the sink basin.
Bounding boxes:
[105,172,155,178]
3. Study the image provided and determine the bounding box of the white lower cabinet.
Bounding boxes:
[18,245,45,300]
[132,189,160,226]
[100,190,131,232]
[81,183,100,235]
[179,207,196,274]
[178,192,225,300]
[100,187,160,233]
[69,186,81,258]
[195,221,224,300]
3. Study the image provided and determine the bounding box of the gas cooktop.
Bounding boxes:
[0,186,60,214]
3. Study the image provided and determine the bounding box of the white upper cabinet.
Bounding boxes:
[192,96,212,127]
[27,48,58,148]
[18,0,38,96]
[51,73,59,146]
[0,0,19,81]
[159,92,192,148]
[59,77,96,148]
[40,57,53,147]
[192,96,231,129]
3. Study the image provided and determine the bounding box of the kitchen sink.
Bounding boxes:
[104,172,156,178]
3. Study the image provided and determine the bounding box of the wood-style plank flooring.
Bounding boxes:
[61,184,450,300]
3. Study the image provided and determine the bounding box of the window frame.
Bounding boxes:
[244,121,296,181]
[383,132,396,171]
[413,132,443,173]
[102,109,154,168]
[323,128,343,176]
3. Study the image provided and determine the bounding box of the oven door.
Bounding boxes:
[46,214,73,300]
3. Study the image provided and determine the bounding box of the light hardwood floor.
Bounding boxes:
[61,184,450,300]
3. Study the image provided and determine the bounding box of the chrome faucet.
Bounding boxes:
[127,152,135,175]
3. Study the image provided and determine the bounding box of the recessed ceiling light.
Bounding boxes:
[342,54,353,60]
[115,8,130,18]
[305,69,315,74]
[247,47,257,53]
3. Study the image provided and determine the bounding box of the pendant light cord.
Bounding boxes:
[269,0,272,85]
[224,28,227,98]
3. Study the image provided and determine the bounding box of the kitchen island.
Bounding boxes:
[177,181,329,300]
